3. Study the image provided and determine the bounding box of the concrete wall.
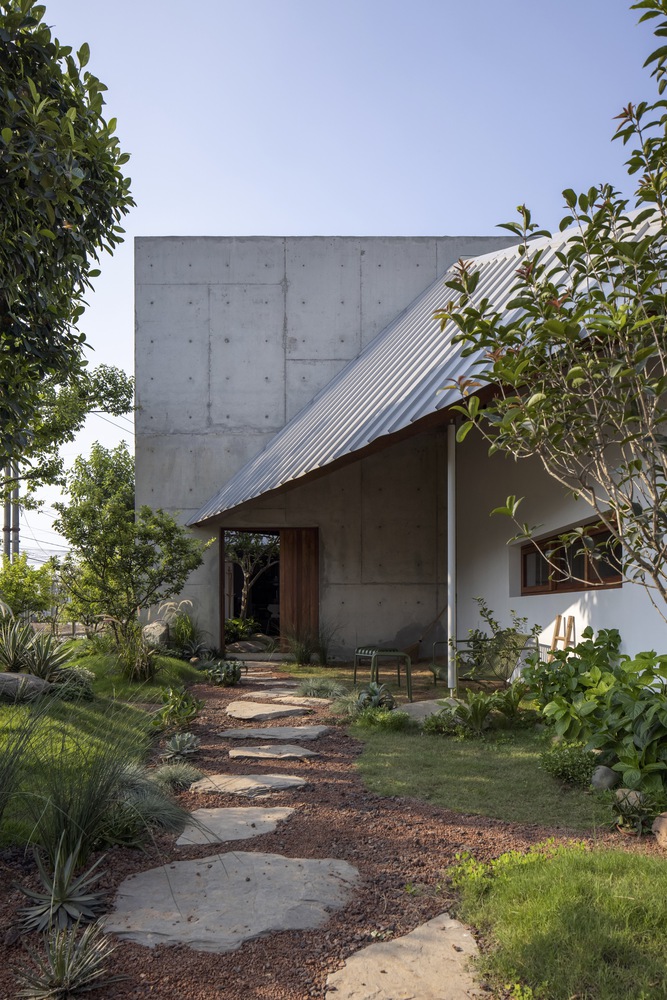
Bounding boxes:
[135,235,513,642]
[456,432,666,658]
[222,430,448,655]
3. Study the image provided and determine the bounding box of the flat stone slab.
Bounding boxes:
[240,691,332,707]
[190,773,307,798]
[176,806,294,846]
[106,851,359,953]
[220,725,330,741]
[226,700,312,721]
[229,744,318,761]
[325,912,481,999]
[400,700,452,724]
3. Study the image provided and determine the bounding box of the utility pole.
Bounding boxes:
[3,464,10,559]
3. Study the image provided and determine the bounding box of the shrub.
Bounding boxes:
[451,689,499,735]
[50,667,95,702]
[151,762,203,792]
[282,626,317,665]
[454,598,540,688]
[115,622,160,683]
[296,678,348,699]
[354,708,416,731]
[205,660,242,687]
[540,741,597,787]
[224,617,259,643]
[494,681,529,722]
[152,685,203,730]
[422,708,465,737]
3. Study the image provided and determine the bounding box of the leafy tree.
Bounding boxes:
[0,0,134,463]
[54,442,211,637]
[436,0,667,618]
[0,364,134,506]
[0,553,54,616]
[224,531,279,620]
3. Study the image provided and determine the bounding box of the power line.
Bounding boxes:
[89,411,135,435]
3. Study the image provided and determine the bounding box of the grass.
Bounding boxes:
[0,651,200,850]
[77,654,202,702]
[353,727,610,830]
[453,845,667,999]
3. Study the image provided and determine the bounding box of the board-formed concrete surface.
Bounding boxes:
[325,912,481,999]
[225,701,312,721]
[228,744,318,761]
[176,806,294,845]
[190,773,308,798]
[220,725,330,741]
[106,851,359,953]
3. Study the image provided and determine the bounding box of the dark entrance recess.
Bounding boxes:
[219,527,319,649]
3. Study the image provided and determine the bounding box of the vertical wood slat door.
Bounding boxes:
[280,527,319,637]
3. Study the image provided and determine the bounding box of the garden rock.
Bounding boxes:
[106,851,359,952]
[176,806,294,845]
[220,725,330,741]
[142,621,169,647]
[0,672,53,701]
[190,773,308,797]
[400,699,449,724]
[240,691,332,707]
[616,788,643,808]
[228,744,318,761]
[225,700,312,721]
[591,765,619,790]
[652,812,667,849]
[325,911,481,999]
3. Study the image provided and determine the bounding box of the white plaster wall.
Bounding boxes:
[456,432,667,658]
[135,235,512,641]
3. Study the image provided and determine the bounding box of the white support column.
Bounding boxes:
[447,423,457,693]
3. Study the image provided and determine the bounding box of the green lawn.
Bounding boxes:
[80,653,202,701]
[353,727,610,830]
[454,845,667,1000]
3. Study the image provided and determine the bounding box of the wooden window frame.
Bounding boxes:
[521,524,622,596]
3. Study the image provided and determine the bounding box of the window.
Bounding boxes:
[521,524,622,595]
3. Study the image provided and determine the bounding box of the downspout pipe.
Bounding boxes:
[447,423,457,693]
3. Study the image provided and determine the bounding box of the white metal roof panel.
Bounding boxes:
[188,221,636,524]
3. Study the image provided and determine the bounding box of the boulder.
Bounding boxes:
[0,672,53,702]
[652,812,667,849]
[591,765,619,790]
[142,621,169,647]
[615,787,643,809]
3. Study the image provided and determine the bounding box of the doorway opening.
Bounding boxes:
[219,527,319,649]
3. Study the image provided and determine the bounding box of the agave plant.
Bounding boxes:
[15,920,124,998]
[356,682,395,712]
[17,838,107,933]
[22,633,71,680]
[160,732,201,759]
[0,617,35,672]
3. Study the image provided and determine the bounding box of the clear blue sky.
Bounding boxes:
[24,0,658,561]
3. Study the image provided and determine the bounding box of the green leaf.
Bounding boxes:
[455,420,474,443]
[1,127,12,144]
[525,392,546,409]
[78,42,90,67]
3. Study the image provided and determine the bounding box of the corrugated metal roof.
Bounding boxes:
[187,222,630,524]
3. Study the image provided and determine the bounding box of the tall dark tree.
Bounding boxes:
[0,0,134,464]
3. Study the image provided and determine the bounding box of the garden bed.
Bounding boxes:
[0,666,662,999]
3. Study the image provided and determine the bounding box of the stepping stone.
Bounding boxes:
[253,680,299,688]
[325,912,481,999]
[220,725,330,741]
[240,691,332,707]
[226,700,312,721]
[190,773,307,798]
[229,744,318,761]
[176,806,293,845]
[106,851,359,953]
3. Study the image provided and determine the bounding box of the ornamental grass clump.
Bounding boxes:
[16,920,124,999]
